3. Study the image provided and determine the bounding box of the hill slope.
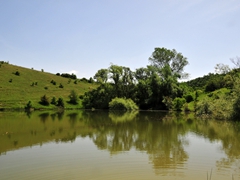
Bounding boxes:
[0,63,97,109]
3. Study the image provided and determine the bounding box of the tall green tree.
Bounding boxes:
[147,48,189,109]
[149,47,189,79]
[93,69,108,83]
[134,67,153,109]
[108,64,135,98]
[108,64,123,97]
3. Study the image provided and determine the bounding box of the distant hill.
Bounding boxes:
[184,69,239,91]
[0,62,97,109]
[184,73,225,90]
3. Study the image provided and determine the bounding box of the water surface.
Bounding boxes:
[0,110,240,180]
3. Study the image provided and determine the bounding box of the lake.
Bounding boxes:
[0,110,240,180]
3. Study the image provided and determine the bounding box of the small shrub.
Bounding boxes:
[40,95,50,106]
[69,90,78,104]
[51,80,56,85]
[44,86,48,90]
[195,101,212,116]
[59,83,64,88]
[51,97,57,105]
[9,79,12,83]
[80,78,88,82]
[88,77,94,83]
[74,80,77,84]
[57,97,64,107]
[172,97,186,111]
[56,73,60,76]
[109,98,138,110]
[15,71,20,76]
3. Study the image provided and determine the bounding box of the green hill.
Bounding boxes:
[0,62,97,109]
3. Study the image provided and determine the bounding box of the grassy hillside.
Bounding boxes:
[0,63,97,109]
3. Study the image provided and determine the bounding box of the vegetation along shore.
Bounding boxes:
[1,47,240,121]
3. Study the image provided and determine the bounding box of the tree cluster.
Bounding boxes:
[82,47,189,110]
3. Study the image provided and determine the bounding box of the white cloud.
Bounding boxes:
[65,70,78,75]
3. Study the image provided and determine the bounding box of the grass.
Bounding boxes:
[0,63,98,109]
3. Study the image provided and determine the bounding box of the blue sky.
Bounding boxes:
[1,0,240,80]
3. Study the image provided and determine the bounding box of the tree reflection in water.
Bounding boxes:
[85,111,189,174]
[1,110,240,177]
[192,120,240,174]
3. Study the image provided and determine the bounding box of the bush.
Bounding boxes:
[172,97,186,111]
[25,101,33,111]
[184,94,194,103]
[57,97,64,107]
[195,100,212,116]
[40,95,50,106]
[109,98,138,110]
[231,96,240,120]
[51,80,56,85]
[69,90,78,104]
[80,78,88,82]
[88,77,94,83]
[183,103,190,112]
[15,71,20,76]
[59,83,64,88]
[51,97,57,105]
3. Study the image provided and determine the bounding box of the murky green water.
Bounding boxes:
[0,110,240,180]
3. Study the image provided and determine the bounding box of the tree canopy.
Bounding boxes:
[149,47,189,79]
[82,47,189,110]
